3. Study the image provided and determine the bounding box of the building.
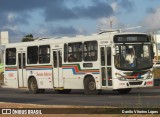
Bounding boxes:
[0,31,9,64]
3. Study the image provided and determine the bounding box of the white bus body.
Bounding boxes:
[4,32,154,94]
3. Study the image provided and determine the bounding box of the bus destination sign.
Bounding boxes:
[113,35,150,43]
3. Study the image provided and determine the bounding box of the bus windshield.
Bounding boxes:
[115,44,153,70]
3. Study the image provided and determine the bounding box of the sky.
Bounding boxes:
[0,0,160,42]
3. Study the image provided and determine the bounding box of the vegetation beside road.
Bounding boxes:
[0,73,3,81]
[153,68,160,78]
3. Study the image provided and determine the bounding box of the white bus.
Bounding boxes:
[4,31,154,94]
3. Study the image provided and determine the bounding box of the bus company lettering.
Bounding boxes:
[36,72,52,77]
[8,73,14,77]
[122,109,158,114]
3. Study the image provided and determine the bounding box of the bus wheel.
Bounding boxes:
[55,89,72,94]
[28,78,40,94]
[117,88,132,94]
[84,77,101,95]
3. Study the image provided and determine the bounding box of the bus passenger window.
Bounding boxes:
[68,54,75,62]
[6,48,16,65]
[68,42,82,62]
[27,46,38,64]
[39,45,50,64]
[83,41,97,61]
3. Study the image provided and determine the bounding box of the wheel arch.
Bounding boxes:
[83,74,101,95]
[83,74,96,85]
[27,76,36,87]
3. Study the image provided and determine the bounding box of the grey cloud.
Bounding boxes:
[0,0,64,21]
[118,0,134,12]
[146,7,156,14]
[0,0,113,42]
[75,1,114,19]
[0,0,66,32]
[49,26,82,37]
[44,4,77,21]
[0,0,114,22]
[32,24,86,38]
[0,12,29,29]
[0,0,47,27]
[44,1,114,21]
[0,0,51,13]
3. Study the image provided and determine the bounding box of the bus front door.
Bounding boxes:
[100,46,112,87]
[53,49,63,88]
[18,52,27,88]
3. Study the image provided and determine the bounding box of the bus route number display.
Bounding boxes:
[113,35,150,43]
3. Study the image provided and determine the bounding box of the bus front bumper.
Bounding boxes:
[113,79,153,89]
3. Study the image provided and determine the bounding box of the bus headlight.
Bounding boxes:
[118,77,126,81]
[147,72,153,79]
[115,73,126,81]
[115,73,121,77]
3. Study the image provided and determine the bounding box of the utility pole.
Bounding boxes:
[110,20,113,29]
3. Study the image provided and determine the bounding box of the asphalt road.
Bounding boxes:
[0,87,160,108]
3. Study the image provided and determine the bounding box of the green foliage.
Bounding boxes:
[153,68,160,79]
[22,34,34,42]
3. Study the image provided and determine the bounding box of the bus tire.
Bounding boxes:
[55,89,72,94]
[84,77,101,95]
[117,88,132,94]
[28,78,40,94]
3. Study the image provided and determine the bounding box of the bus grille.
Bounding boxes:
[129,81,143,85]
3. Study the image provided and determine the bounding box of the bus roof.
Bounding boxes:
[5,32,148,48]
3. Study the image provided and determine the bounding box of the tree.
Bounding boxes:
[22,34,34,42]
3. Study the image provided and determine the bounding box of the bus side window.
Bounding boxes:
[83,41,97,61]
[68,42,82,62]
[39,45,50,64]
[6,48,16,65]
[27,46,38,64]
